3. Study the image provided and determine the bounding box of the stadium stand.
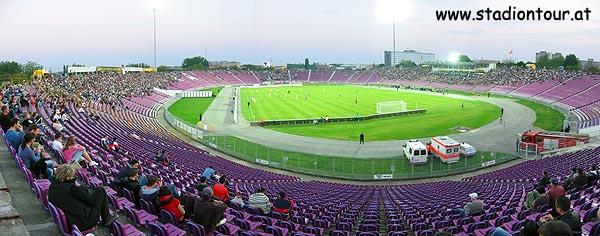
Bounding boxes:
[3,66,599,235]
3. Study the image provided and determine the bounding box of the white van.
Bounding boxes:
[460,143,476,158]
[403,140,428,165]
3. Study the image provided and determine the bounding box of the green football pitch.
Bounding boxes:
[240,85,501,141]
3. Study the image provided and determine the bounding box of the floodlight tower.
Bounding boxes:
[393,19,396,67]
[153,8,157,68]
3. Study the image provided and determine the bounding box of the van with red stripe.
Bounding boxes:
[429,136,461,163]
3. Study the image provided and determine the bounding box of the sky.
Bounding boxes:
[1,0,599,70]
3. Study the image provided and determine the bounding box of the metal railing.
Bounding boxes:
[163,93,205,141]
[200,135,518,180]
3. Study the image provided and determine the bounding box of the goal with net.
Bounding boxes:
[376,101,407,114]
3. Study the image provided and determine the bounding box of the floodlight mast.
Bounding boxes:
[153,8,157,68]
[392,19,396,67]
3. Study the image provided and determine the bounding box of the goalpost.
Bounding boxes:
[376,100,407,114]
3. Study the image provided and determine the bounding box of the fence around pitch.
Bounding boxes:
[163,93,206,142]
[201,135,518,180]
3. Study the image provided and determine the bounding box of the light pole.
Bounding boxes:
[153,8,157,68]
[392,19,396,68]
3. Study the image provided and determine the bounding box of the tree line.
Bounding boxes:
[0,61,43,75]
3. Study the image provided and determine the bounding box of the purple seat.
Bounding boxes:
[123,205,158,227]
[185,221,215,236]
[387,232,407,236]
[331,230,350,236]
[359,224,378,232]
[216,223,241,236]
[234,218,262,231]
[415,230,434,236]
[141,198,158,215]
[147,222,186,236]
[337,222,353,231]
[32,181,49,209]
[110,220,145,236]
[314,219,331,229]
[443,226,460,234]
[463,222,488,234]
[305,225,325,236]
[357,232,379,236]
[252,215,274,226]
[433,220,450,230]
[387,224,404,232]
[122,188,137,206]
[411,222,427,231]
[71,225,85,236]
[107,193,135,211]
[160,209,182,227]
[582,222,600,236]
[48,202,95,236]
[264,225,289,236]
[277,220,300,231]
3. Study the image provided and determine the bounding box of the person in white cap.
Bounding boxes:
[453,192,484,216]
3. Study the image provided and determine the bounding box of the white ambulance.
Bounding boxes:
[429,136,461,163]
[403,140,428,165]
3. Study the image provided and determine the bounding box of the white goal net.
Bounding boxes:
[376,101,407,114]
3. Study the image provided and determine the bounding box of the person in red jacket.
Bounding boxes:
[157,186,185,221]
[213,175,230,203]
[273,191,295,214]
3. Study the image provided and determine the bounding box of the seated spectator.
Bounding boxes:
[531,186,550,212]
[100,135,110,150]
[13,124,41,151]
[524,186,540,210]
[19,133,54,182]
[538,171,550,188]
[453,193,483,216]
[213,175,230,203]
[230,192,247,208]
[194,187,227,233]
[20,112,34,129]
[153,151,163,163]
[52,119,70,135]
[538,221,573,236]
[572,168,588,189]
[202,166,215,180]
[116,160,148,187]
[161,150,169,166]
[249,187,271,214]
[48,164,117,231]
[141,175,180,213]
[540,196,582,236]
[587,164,599,182]
[196,176,210,193]
[158,185,185,222]
[564,168,578,189]
[62,136,98,167]
[5,118,22,148]
[547,178,565,214]
[51,133,63,152]
[0,105,12,132]
[61,112,70,123]
[107,137,127,155]
[115,168,142,207]
[273,191,295,214]
[52,112,63,124]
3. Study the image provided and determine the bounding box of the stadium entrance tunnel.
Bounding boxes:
[249,109,427,126]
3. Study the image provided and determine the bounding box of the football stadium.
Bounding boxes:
[1,1,599,236]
